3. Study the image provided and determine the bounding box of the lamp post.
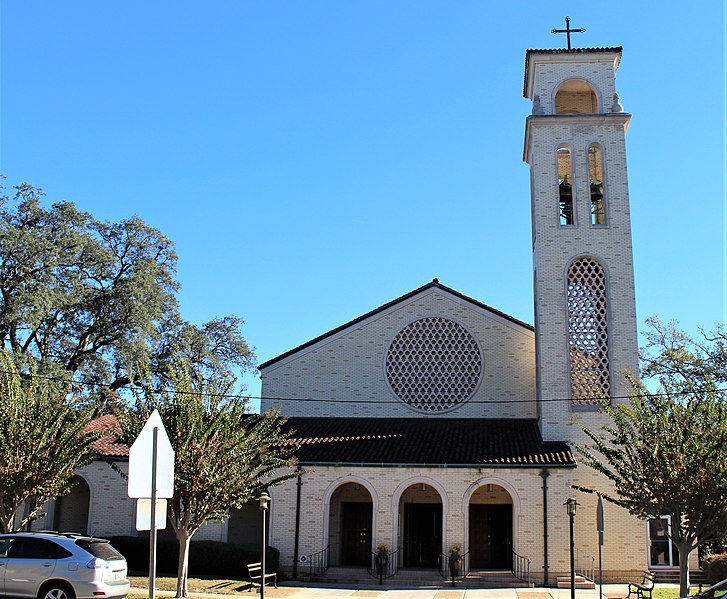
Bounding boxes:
[259,492,271,599]
[565,497,578,599]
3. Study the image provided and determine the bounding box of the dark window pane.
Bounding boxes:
[76,540,123,561]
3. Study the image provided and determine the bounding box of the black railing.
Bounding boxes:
[439,551,470,584]
[307,544,329,580]
[512,550,531,586]
[367,548,400,584]
[575,551,595,582]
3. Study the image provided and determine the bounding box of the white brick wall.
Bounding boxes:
[261,287,536,419]
[269,464,649,581]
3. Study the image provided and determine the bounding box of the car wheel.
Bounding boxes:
[38,582,76,599]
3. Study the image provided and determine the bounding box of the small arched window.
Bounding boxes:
[588,143,606,225]
[555,79,599,114]
[567,257,610,404]
[557,145,574,225]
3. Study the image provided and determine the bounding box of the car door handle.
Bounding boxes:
[43,562,53,567]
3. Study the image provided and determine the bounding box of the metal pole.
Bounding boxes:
[570,511,576,599]
[261,508,266,599]
[597,495,604,599]
[149,427,158,599]
[540,470,550,586]
[292,470,302,580]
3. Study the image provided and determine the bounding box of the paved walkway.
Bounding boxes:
[132,582,649,598]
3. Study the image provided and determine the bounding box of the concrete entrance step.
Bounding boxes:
[313,566,532,588]
[556,575,596,589]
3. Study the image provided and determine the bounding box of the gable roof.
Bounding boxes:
[258,279,533,370]
[284,417,574,467]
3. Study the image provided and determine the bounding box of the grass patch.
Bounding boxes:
[128,575,253,595]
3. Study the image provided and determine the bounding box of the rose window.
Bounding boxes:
[385,317,482,412]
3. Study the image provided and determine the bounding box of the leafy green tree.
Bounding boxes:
[579,321,727,597]
[0,182,254,414]
[0,351,101,532]
[119,361,298,599]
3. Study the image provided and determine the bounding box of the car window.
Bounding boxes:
[0,537,15,557]
[714,590,727,599]
[9,538,72,559]
[76,540,123,561]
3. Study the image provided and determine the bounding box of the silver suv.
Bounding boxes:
[0,532,129,599]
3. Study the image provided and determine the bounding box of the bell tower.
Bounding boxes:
[523,46,639,442]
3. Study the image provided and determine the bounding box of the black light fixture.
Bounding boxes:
[565,497,578,599]
[259,492,271,598]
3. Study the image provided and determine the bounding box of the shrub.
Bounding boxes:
[702,553,727,584]
[108,537,280,578]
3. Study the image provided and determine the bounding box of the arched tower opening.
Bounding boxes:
[567,257,610,404]
[555,79,599,114]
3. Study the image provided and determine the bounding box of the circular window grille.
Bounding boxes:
[386,317,482,412]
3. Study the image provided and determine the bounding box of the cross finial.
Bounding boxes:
[552,16,585,51]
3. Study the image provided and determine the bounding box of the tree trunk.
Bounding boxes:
[676,542,692,598]
[175,529,192,599]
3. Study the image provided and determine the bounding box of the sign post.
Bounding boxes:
[128,410,174,599]
[597,495,605,599]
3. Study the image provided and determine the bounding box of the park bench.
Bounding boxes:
[628,570,655,599]
[246,562,277,591]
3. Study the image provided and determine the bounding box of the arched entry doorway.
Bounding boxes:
[54,475,90,534]
[399,484,443,568]
[468,483,513,569]
[328,482,373,567]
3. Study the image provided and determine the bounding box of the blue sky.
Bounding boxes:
[1,2,725,406]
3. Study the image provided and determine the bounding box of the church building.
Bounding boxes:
[30,39,690,587]
[258,43,660,584]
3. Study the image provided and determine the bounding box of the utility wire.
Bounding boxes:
[0,368,724,405]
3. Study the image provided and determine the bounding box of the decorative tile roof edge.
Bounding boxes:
[297,461,576,469]
[258,279,534,370]
[523,46,623,98]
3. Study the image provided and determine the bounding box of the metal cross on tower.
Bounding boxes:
[552,17,585,51]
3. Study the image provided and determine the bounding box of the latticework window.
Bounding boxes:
[567,258,610,404]
[386,317,482,413]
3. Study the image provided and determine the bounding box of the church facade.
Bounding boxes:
[25,42,691,586]
[258,45,660,583]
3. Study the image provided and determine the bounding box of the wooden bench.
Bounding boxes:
[247,562,277,591]
[628,571,655,599]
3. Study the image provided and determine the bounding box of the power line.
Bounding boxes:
[0,368,724,406]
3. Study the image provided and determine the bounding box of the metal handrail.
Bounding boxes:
[307,544,330,579]
[512,550,531,586]
[439,551,470,582]
[367,548,400,583]
[575,551,595,581]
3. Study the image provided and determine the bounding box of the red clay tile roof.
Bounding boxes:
[86,415,129,458]
[283,418,575,467]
